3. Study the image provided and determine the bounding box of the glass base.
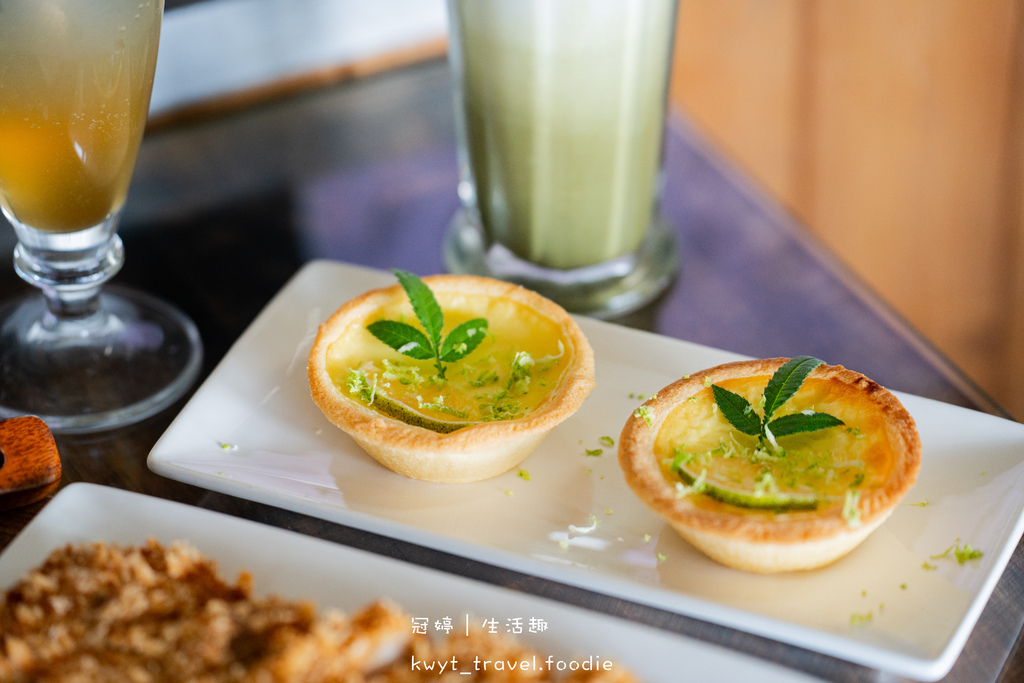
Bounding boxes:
[0,285,203,433]
[444,209,678,318]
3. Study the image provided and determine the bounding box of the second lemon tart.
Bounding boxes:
[618,357,921,573]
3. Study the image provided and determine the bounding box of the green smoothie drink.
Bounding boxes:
[448,0,677,271]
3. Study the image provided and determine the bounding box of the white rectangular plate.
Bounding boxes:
[0,483,815,683]
[149,260,1024,680]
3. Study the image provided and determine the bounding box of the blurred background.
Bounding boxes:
[141,0,1024,422]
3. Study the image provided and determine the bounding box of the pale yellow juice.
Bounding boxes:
[450,0,676,270]
[0,0,162,233]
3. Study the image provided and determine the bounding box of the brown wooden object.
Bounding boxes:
[669,0,1024,419]
[0,416,61,511]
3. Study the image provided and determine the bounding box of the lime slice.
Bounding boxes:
[676,464,819,511]
[368,391,480,434]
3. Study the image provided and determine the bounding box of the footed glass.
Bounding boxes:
[0,0,201,432]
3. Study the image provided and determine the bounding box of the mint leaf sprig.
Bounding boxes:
[366,270,488,380]
[712,356,845,450]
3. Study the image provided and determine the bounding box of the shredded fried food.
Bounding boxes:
[0,540,637,682]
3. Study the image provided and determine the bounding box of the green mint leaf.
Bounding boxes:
[762,356,824,421]
[365,320,435,360]
[766,412,845,438]
[393,269,444,352]
[369,270,491,381]
[438,318,488,363]
[712,384,762,436]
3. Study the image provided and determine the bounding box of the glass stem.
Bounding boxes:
[40,282,104,320]
[11,218,124,322]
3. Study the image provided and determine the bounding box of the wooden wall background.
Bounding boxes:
[668,0,1024,420]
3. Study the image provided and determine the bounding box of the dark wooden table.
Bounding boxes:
[1,59,1020,682]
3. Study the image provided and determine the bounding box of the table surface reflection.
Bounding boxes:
[0,60,1020,682]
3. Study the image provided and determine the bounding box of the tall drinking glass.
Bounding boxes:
[444,0,679,318]
[0,0,202,432]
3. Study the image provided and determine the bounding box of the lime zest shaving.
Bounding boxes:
[417,394,470,419]
[508,351,535,396]
[931,539,984,565]
[462,362,500,388]
[536,340,565,369]
[346,368,377,404]
[850,612,873,626]
[381,359,424,387]
[633,406,653,428]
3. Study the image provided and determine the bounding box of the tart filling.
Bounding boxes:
[308,273,594,483]
[326,291,572,431]
[658,375,890,513]
[618,358,920,573]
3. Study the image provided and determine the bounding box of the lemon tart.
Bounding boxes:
[618,357,920,573]
[308,273,595,483]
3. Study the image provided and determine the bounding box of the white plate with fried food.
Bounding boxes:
[0,483,815,682]
[148,260,1024,681]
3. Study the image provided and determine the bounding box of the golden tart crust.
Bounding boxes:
[308,274,595,484]
[618,358,921,573]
